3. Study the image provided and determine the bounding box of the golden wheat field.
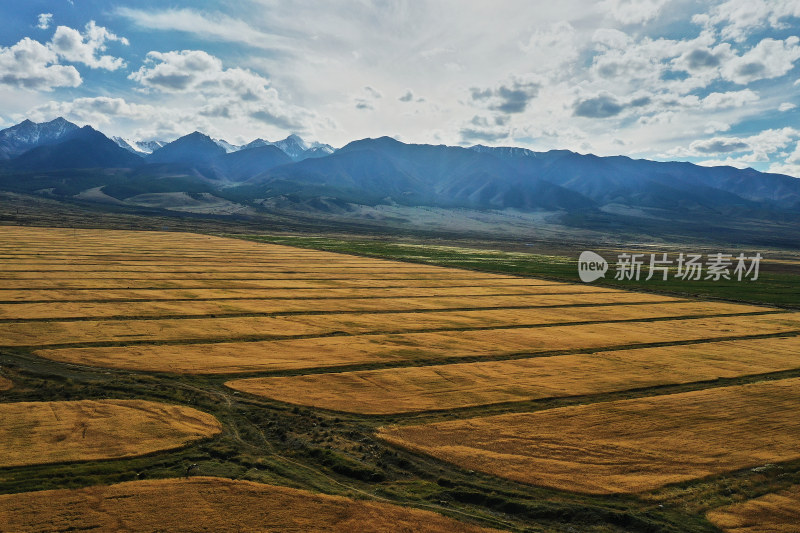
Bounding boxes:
[4,224,800,526]
[0,477,502,533]
[0,283,619,303]
[1,300,769,347]
[34,312,800,373]
[378,378,800,494]
[226,335,800,413]
[0,277,562,290]
[0,291,676,320]
[706,484,800,532]
[0,400,221,467]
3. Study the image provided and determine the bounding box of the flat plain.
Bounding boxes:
[0,477,502,533]
[0,399,221,467]
[3,225,800,532]
[226,336,800,413]
[2,300,769,347]
[34,313,800,373]
[378,378,800,494]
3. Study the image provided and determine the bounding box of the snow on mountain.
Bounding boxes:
[242,134,334,161]
[469,145,540,158]
[271,134,310,159]
[112,137,166,155]
[213,139,242,153]
[0,117,79,159]
[111,137,167,155]
[138,140,166,153]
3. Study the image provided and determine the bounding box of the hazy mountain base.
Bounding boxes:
[3,166,799,249]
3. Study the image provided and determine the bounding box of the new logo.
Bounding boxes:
[578,251,608,283]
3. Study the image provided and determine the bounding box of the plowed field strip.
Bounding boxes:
[377,378,800,494]
[0,273,514,280]
[225,336,800,414]
[0,285,623,302]
[0,294,691,320]
[0,279,557,290]
[0,303,777,347]
[34,314,800,373]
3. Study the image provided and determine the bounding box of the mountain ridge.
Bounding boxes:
[1,118,798,237]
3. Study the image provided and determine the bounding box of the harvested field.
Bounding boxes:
[0,284,621,303]
[0,400,221,467]
[706,484,800,532]
[36,313,800,373]
[226,336,800,413]
[378,378,800,494]
[0,477,501,533]
[3,225,800,532]
[0,292,679,320]
[0,315,327,346]
[0,301,770,347]
[0,277,555,290]
[0,271,509,280]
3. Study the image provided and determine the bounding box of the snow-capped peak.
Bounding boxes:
[112,137,166,155]
[0,117,79,156]
[213,138,243,153]
[268,134,335,160]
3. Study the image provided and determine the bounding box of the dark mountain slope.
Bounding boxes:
[148,132,227,165]
[243,137,594,210]
[9,126,143,171]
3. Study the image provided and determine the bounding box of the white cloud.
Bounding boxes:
[27,96,155,125]
[115,7,290,51]
[768,142,800,177]
[779,102,797,112]
[50,21,128,70]
[0,37,81,91]
[600,0,672,24]
[786,143,800,164]
[129,50,325,133]
[37,13,53,30]
[674,128,800,161]
[4,0,798,168]
[721,37,800,84]
[767,162,800,177]
[696,0,800,41]
[695,157,753,169]
[129,50,223,92]
[520,21,580,74]
[701,89,759,109]
[588,30,722,95]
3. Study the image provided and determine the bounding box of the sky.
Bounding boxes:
[0,0,799,176]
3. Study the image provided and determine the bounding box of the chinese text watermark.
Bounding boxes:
[578,251,761,283]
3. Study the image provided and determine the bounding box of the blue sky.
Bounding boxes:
[0,0,799,176]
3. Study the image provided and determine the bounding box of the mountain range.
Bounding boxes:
[0,117,798,243]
